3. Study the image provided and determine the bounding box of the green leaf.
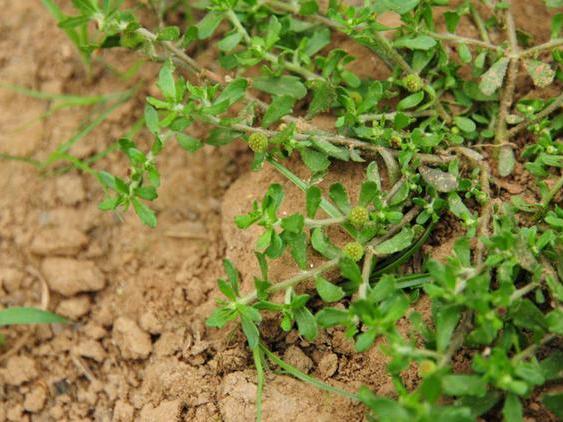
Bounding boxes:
[311,228,340,259]
[542,393,563,419]
[540,351,563,381]
[197,12,223,40]
[435,305,461,353]
[0,307,66,326]
[312,138,349,161]
[442,375,487,397]
[547,308,563,334]
[458,43,472,63]
[524,59,555,88]
[307,80,336,117]
[498,146,516,177]
[340,257,363,287]
[329,183,350,214]
[215,78,248,107]
[301,148,330,173]
[132,198,157,228]
[253,75,307,99]
[315,276,345,302]
[144,104,159,135]
[419,166,459,192]
[356,329,377,352]
[479,57,509,96]
[157,60,176,100]
[454,116,476,133]
[262,95,295,127]
[445,11,461,33]
[502,394,522,422]
[241,315,260,349]
[176,133,203,152]
[368,275,396,303]
[316,307,350,327]
[306,186,322,218]
[294,306,318,340]
[394,36,437,50]
[157,26,180,41]
[218,32,242,52]
[397,91,425,110]
[373,227,414,256]
[358,387,411,421]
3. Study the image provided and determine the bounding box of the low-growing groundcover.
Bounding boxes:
[14,0,563,420]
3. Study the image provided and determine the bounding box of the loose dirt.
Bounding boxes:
[0,1,557,421]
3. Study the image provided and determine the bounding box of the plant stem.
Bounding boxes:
[238,258,340,305]
[510,282,540,302]
[476,162,492,264]
[358,250,374,300]
[304,216,347,228]
[262,0,452,123]
[226,9,321,81]
[519,38,563,58]
[438,312,472,369]
[495,0,519,175]
[469,4,491,44]
[512,334,557,362]
[426,31,500,51]
[508,92,563,137]
[541,173,563,209]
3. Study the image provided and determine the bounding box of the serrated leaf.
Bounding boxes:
[479,57,509,96]
[295,306,317,340]
[394,36,437,50]
[306,186,321,218]
[197,12,223,40]
[307,80,336,117]
[524,59,555,88]
[253,75,307,99]
[132,198,157,228]
[301,148,330,173]
[442,375,487,397]
[311,228,340,259]
[378,148,400,183]
[315,276,345,302]
[157,60,176,100]
[262,95,295,127]
[419,166,459,192]
[218,32,242,52]
[176,133,203,152]
[312,138,349,161]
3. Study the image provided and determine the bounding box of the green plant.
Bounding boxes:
[0,307,67,345]
[11,0,563,420]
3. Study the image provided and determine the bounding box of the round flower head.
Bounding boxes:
[403,74,423,93]
[248,133,268,153]
[343,241,364,262]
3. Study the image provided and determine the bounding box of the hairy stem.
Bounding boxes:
[508,92,563,137]
[495,0,519,175]
[239,258,340,305]
[426,31,500,51]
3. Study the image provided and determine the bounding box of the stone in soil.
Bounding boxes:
[41,257,105,296]
[30,226,89,256]
[0,355,38,386]
[112,317,153,360]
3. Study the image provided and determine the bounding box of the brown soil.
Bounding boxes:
[0,1,557,421]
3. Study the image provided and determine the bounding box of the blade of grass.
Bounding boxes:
[253,347,265,422]
[371,222,436,278]
[260,343,358,401]
[0,307,67,326]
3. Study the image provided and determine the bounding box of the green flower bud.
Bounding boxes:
[343,241,364,262]
[248,133,269,153]
[349,206,369,228]
[418,360,436,377]
[403,74,423,93]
